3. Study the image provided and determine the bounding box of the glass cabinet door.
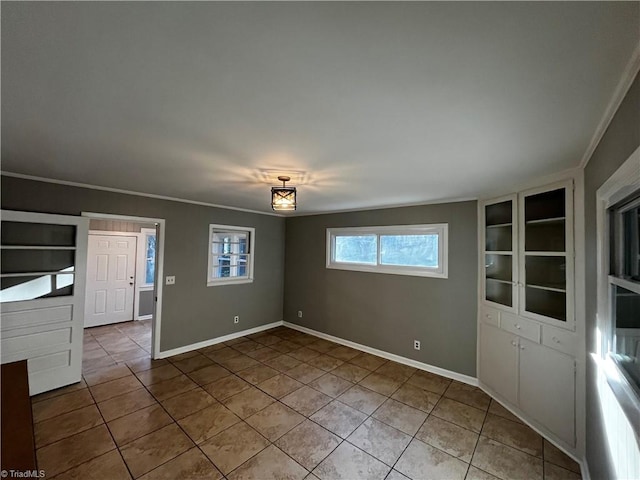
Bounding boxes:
[484,197,516,309]
[520,183,573,324]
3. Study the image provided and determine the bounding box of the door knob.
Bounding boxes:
[129,282,134,286]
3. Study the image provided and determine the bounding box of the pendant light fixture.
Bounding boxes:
[271,176,297,211]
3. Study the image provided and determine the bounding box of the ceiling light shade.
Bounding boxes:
[271,176,297,211]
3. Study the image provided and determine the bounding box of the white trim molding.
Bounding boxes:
[283,321,477,386]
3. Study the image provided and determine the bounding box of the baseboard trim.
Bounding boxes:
[156,321,284,359]
[283,321,477,386]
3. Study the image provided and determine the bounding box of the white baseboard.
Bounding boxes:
[156,321,284,359]
[283,321,478,386]
[136,315,153,321]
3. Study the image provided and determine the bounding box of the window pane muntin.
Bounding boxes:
[334,235,377,264]
[380,234,439,267]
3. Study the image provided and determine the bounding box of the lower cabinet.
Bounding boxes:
[479,321,576,447]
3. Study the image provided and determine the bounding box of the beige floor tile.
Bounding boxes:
[372,398,427,436]
[135,364,182,386]
[307,339,338,354]
[326,345,361,362]
[161,388,217,419]
[482,413,542,457]
[407,370,452,395]
[391,383,440,413]
[110,347,150,363]
[178,402,241,444]
[445,381,491,411]
[232,339,262,354]
[31,380,87,404]
[258,373,303,399]
[173,353,213,373]
[198,343,228,355]
[471,436,543,480]
[139,447,222,480]
[218,354,260,372]
[287,363,326,384]
[288,346,322,362]
[168,350,200,362]
[147,375,198,401]
[36,425,116,478]
[90,375,144,403]
[188,364,231,386]
[228,444,308,480]
[98,388,157,422]
[107,404,173,446]
[253,334,282,347]
[395,438,468,480]
[544,461,582,480]
[309,373,353,398]
[120,423,194,478]
[84,364,133,386]
[204,374,252,401]
[348,353,388,371]
[246,401,305,441]
[126,357,168,374]
[222,386,275,418]
[83,355,118,373]
[386,470,410,480]
[488,399,523,424]
[374,362,416,382]
[347,417,412,466]
[276,420,341,470]
[281,385,332,416]
[237,363,279,385]
[32,388,95,423]
[271,340,301,354]
[35,404,103,448]
[544,440,581,474]
[313,442,390,480]
[246,346,281,362]
[337,385,387,415]
[465,466,501,480]
[51,449,131,480]
[331,363,370,383]
[265,354,303,371]
[307,355,345,372]
[225,336,250,346]
[358,372,403,396]
[432,397,486,433]
[199,421,270,475]
[310,400,367,438]
[416,415,479,463]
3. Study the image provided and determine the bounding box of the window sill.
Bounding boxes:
[207,278,254,287]
[326,263,447,279]
[602,354,640,441]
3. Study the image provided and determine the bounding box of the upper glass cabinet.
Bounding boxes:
[484,197,516,309]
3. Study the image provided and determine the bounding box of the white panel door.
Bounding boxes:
[0,210,88,395]
[85,235,136,327]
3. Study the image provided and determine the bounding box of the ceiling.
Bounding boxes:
[2,2,639,215]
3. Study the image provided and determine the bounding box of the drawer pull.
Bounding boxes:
[515,324,521,329]
[520,345,525,350]
[511,341,517,347]
[552,336,560,343]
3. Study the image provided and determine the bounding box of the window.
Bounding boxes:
[141,228,156,287]
[326,224,448,278]
[608,191,640,395]
[207,224,255,286]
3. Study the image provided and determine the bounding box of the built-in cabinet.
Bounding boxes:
[478,180,578,450]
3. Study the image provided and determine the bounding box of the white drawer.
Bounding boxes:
[481,306,500,327]
[542,325,577,356]
[501,313,540,343]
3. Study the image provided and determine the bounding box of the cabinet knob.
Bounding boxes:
[511,341,517,347]
[520,345,525,350]
[515,324,521,329]
[552,336,560,343]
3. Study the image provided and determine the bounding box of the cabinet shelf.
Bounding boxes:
[525,217,565,225]
[487,278,513,285]
[524,251,566,257]
[526,283,566,293]
[485,251,513,255]
[0,245,77,251]
[486,223,513,229]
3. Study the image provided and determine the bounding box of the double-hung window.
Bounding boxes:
[326,224,448,278]
[207,224,255,286]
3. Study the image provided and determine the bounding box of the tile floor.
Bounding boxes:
[32,323,582,479]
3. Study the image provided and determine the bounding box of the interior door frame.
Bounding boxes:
[82,212,165,359]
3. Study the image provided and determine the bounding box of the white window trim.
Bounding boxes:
[207,224,255,287]
[326,224,448,278]
[139,227,157,289]
[595,144,640,444]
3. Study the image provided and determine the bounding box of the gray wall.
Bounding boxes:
[1,176,285,352]
[584,73,639,479]
[139,290,155,317]
[284,200,478,377]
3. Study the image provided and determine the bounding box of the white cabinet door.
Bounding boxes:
[479,323,519,405]
[519,338,575,446]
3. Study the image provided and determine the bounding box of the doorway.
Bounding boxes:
[82,212,165,360]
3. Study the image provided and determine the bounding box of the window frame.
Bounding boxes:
[326,224,448,278]
[207,224,255,287]
[140,227,157,288]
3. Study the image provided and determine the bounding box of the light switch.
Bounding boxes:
[165,276,176,285]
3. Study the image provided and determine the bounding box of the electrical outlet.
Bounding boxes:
[414,340,421,350]
[297,310,303,318]
[233,315,239,324]
[165,276,176,285]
